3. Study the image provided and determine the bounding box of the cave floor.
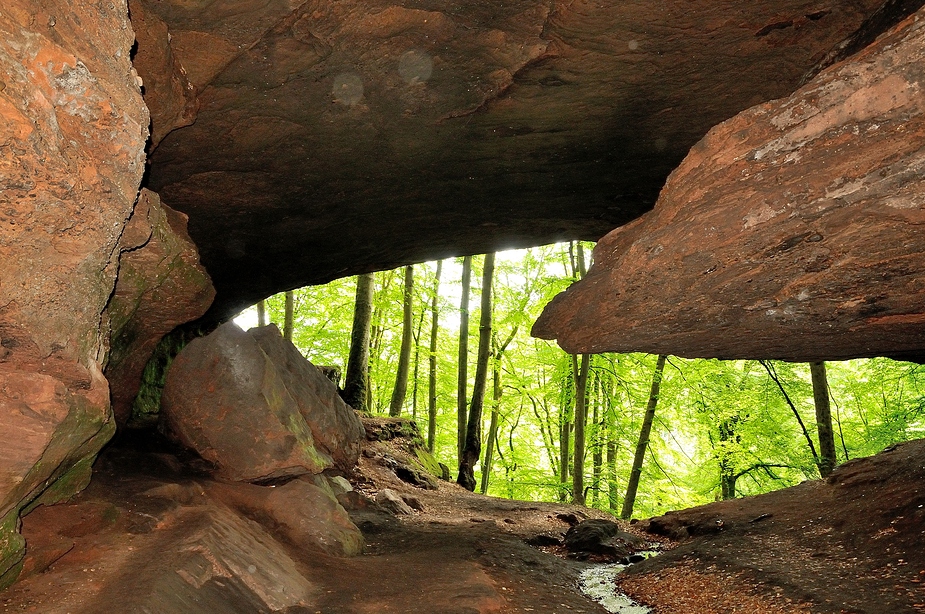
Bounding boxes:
[2,433,924,613]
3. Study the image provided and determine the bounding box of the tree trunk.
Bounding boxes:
[621,354,667,520]
[389,265,415,417]
[458,253,494,491]
[480,347,502,494]
[572,353,591,505]
[591,369,603,507]
[558,396,571,502]
[427,261,442,452]
[606,438,618,511]
[343,273,374,412]
[257,299,267,327]
[457,255,472,463]
[410,306,425,420]
[718,416,740,499]
[283,291,294,341]
[810,361,837,477]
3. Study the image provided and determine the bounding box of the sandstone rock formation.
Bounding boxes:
[135,0,890,319]
[249,324,366,472]
[210,479,364,556]
[105,189,215,426]
[161,322,364,482]
[534,9,925,362]
[0,0,148,587]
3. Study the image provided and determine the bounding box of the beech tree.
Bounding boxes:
[257,299,267,326]
[811,361,837,477]
[458,253,495,491]
[621,354,667,519]
[343,273,374,412]
[427,261,442,452]
[457,255,472,462]
[283,291,294,341]
[389,265,415,417]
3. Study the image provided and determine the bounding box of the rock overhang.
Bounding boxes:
[133,0,897,322]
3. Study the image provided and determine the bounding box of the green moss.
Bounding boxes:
[23,454,95,514]
[412,445,445,480]
[262,360,331,472]
[128,326,202,428]
[0,511,25,591]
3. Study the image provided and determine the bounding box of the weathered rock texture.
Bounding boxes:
[209,478,364,556]
[128,0,199,150]
[0,0,147,587]
[534,9,925,362]
[105,189,215,426]
[161,322,364,482]
[136,0,891,319]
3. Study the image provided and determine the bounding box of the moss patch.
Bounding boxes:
[0,511,25,590]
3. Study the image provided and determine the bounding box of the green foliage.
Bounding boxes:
[237,244,925,519]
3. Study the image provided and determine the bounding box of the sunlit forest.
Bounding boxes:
[238,243,925,519]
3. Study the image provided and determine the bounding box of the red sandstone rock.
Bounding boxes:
[0,371,114,586]
[105,189,215,426]
[0,0,147,587]
[161,322,364,482]
[534,10,925,362]
[249,324,365,472]
[128,0,199,149]
[209,478,364,556]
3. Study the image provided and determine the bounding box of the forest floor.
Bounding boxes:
[2,420,924,613]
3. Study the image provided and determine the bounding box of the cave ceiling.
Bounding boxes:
[136,0,891,320]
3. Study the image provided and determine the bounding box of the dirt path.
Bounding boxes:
[2,424,924,613]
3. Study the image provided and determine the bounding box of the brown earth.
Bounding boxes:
[1,421,923,613]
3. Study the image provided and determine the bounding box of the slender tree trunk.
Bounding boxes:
[427,261,442,452]
[343,273,374,412]
[718,416,740,499]
[605,370,619,511]
[607,438,618,511]
[283,291,294,341]
[458,253,494,491]
[480,346,502,494]
[257,299,267,327]
[810,361,837,477]
[389,265,415,417]
[760,360,820,466]
[558,394,571,502]
[621,354,667,520]
[591,370,603,507]
[457,255,472,463]
[410,306,425,420]
[572,353,591,505]
[559,415,571,499]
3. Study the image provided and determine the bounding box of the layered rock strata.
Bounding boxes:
[535,9,925,362]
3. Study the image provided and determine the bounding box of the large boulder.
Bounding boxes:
[161,322,364,482]
[0,0,147,588]
[534,9,925,362]
[564,519,646,560]
[105,189,215,426]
